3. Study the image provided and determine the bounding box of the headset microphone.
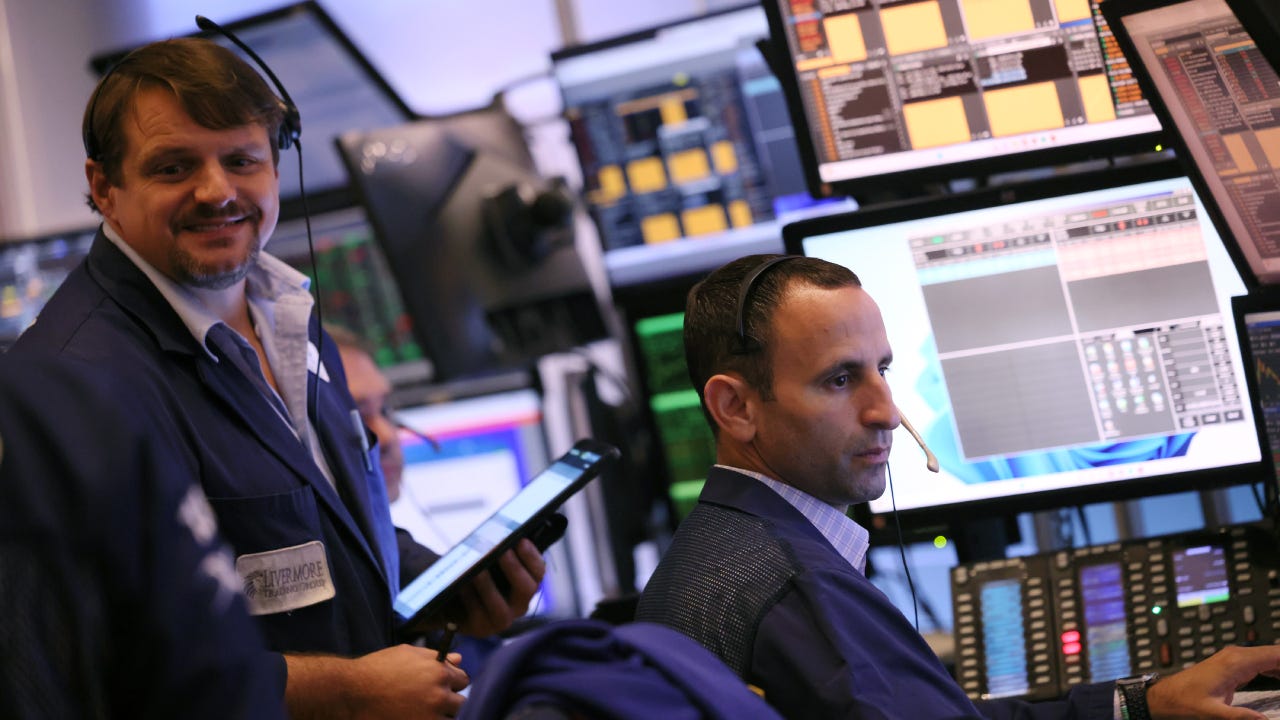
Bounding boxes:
[898,410,939,473]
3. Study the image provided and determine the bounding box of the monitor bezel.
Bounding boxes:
[783,157,1268,526]
[1101,0,1271,290]
[759,0,1167,202]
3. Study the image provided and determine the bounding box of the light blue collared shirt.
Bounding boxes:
[717,464,870,574]
[103,224,336,487]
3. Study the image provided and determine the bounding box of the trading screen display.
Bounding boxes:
[0,230,95,352]
[1078,562,1129,682]
[270,206,428,385]
[1172,544,1231,607]
[796,174,1259,516]
[765,0,1160,190]
[1241,305,1280,481]
[979,578,1030,698]
[1113,0,1280,284]
[631,311,717,517]
[552,5,812,263]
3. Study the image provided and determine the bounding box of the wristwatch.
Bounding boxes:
[1116,672,1160,720]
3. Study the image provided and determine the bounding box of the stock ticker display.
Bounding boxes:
[1243,309,1280,477]
[768,0,1159,186]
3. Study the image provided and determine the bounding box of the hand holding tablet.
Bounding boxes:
[394,438,620,626]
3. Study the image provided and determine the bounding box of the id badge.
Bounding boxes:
[236,540,336,616]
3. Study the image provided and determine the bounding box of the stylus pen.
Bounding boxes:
[436,622,458,662]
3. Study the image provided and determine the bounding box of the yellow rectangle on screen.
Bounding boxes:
[642,214,681,244]
[984,82,1064,137]
[627,157,668,193]
[903,96,971,149]
[682,205,728,236]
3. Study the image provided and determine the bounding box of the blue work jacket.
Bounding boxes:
[11,231,437,664]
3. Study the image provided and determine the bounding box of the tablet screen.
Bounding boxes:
[393,439,618,623]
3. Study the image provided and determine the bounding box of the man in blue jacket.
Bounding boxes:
[11,36,543,719]
[637,254,1280,719]
[0,353,285,719]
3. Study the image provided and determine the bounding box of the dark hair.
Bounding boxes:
[683,254,861,431]
[83,37,286,213]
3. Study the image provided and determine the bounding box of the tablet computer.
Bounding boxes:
[393,437,620,624]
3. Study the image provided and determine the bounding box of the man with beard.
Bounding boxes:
[637,254,1280,719]
[11,37,544,719]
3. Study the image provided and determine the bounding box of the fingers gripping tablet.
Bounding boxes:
[393,439,619,625]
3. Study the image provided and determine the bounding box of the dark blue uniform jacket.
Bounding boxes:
[10,232,437,667]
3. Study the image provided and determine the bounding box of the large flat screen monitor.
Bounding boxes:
[0,228,96,352]
[90,1,415,216]
[551,4,833,287]
[784,160,1264,523]
[761,0,1165,199]
[1102,0,1280,287]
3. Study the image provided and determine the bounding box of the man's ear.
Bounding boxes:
[86,160,112,217]
[704,373,756,444]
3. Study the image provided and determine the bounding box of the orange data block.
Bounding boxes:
[903,96,971,149]
[669,148,712,185]
[660,96,688,126]
[1054,0,1091,23]
[983,82,1065,137]
[627,157,668,194]
[729,200,754,228]
[824,13,868,63]
[1078,74,1117,124]
[1257,127,1280,169]
[711,140,739,174]
[881,1,948,56]
[960,0,1035,41]
[641,214,682,244]
[1223,133,1259,174]
[681,205,729,236]
[796,56,837,72]
[597,165,626,202]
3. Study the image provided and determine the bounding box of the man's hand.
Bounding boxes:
[456,538,547,637]
[1147,644,1280,720]
[285,645,469,719]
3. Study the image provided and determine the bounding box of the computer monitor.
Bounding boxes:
[0,228,96,352]
[784,160,1264,525]
[612,274,715,521]
[1102,0,1280,287]
[1231,286,1280,511]
[335,103,608,383]
[551,4,830,288]
[90,1,415,215]
[386,386,564,613]
[268,205,429,386]
[760,0,1165,199]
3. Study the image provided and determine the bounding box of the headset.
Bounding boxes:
[83,16,301,160]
